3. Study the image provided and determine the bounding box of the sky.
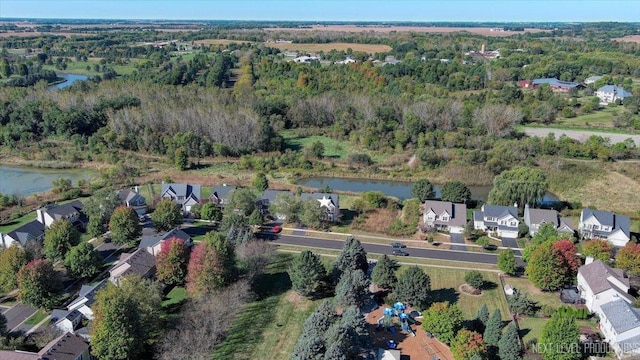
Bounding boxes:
[0,0,638,22]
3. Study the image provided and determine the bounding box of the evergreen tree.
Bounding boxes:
[292,333,326,360]
[498,248,518,275]
[248,209,264,226]
[465,270,484,289]
[538,312,580,360]
[475,304,489,330]
[340,306,370,352]
[498,323,522,360]
[440,181,471,203]
[289,250,327,298]
[174,147,189,170]
[371,255,397,289]
[334,270,370,309]
[483,309,503,347]
[252,172,269,192]
[333,237,368,278]
[394,266,431,310]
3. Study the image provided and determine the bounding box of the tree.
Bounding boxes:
[64,242,103,279]
[300,198,326,229]
[412,179,435,202]
[270,193,302,223]
[186,232,235,297]
[483,309,502,346]
[200,202,223,222]
[526,243,565,290]
[498,323,522,360]
[152,199,183,232]
[551,240,580,283]
[109,206,142,246]
[0,246,31,292]
[334,269,370,309]
[616,243,640,277]
[17,259,62,309]
[582,239,612,263]
[523,224,563,262]
[87,215,106,238]
[310,140,325,158]
[292,299,335,359]
[248,209,264,226]
[498,248,518,275]
[441,181,471,203]
[451,329,486,360]
[226,188,257,216]
[174,146,189,171]
[252,172,269,192]
[156,238,190,286]
[0,312,6,337]
[465,270,484,289]
[488,167,548,208]
[43,219,80,262]
[289,250,327,298]
[333,237,368,277]
[394,266,431,310]
[340,306,370,352]
[91,276,162,360]
[83,188,122,223]
[476,304,489,329]
[538,312,580,360]
[422,302,463,344]
[507,291,536,317]
[371,255,397,289]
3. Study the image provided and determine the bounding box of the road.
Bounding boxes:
[275,234,525,267]
[3,303,37,333]
[523,127,640,146]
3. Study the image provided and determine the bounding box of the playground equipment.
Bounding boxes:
[376,302,417,336]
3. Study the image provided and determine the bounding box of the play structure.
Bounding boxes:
[376,302,417,337]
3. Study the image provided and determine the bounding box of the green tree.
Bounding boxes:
[498,323,522,360]
[488,167,548,208]
[17,259,62,310]
[64,242,103,279]
[252,172,269,192]
[0,246,31,292]
[451,329,486,360]
[185,232,235,297]
[289,250,327,298]
[174,146,189,171]
[441,181,471,203]
[83,188,122,223]
[226,188,257,216]
[44,219,80,262]
[412,179,435,202]
[248,209,264,226]
[0,312,6,337]
[522,223,564,262]
[526,243,565,290]
[538,312,580,360]
[498,248,518,275]
[394,266,431,310]
[87,215,106,238]
[310,140,325,158]
[476,304,489,329]
[152,199,183,232]
[334,269,370,308]
[422,302,463,344]
[465,270,484,289]
[270,193,302,223]
[292,299,335,360]
[200,202,223,222]
[507,291,536,317]
[362,191,387,209]
[156,237,190,286]
[582,239,612,263]
[371,255,397,289]
[483,309,502,346]
[333,236,368,277]
[300,198,326,229]
[109,206,142,246]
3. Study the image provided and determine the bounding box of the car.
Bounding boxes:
[392,250,409,256]
[273,225,282,233]
[390,242,406,248]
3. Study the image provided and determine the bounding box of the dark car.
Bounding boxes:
[392,249,409,256]
[390,242,406,248]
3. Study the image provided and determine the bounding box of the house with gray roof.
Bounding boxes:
[579,209,630,247]
[161,183,201,215]
[300,192,340,222]
[210,185,239,206]
[258,189,294,218]
[50,309,83,334]
[423,200,467,234]
[523,204,574,237]
[520,78,582,92]
[66,279,108,320]
[139,227,192,256]
[599,299,640,358]
[117,187,147,216]
[0,220,45,248]
[36,200,86,229]
[577,259,633,315]
[109,249,156,285]
[596,85,633,105]
[0,332,91,360]
[473,204,519,238]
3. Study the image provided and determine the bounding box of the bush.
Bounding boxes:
[476,236,491,248]
[348,153,373,166]
[465,271,484,289]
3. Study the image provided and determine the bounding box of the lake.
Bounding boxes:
[0,165,91,196]
[296,177,560,203]
[51,73,89,90]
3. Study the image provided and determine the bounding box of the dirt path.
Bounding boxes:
[523,127,640,146]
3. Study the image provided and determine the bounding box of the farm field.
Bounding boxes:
[613,35,640,43]
[264,25,550,36]
[266,42,392,53]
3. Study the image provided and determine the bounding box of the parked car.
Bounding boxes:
[392,249,409,256]
[273,225,282,233]
[390,242,406,248]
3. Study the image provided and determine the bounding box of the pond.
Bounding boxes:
[296,177,560,203]
[50,73,89,89]
[0,165,91,197]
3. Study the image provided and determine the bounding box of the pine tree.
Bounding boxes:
[334,270,370,309]
[498,323,522,360]
[340,306,370,351]
[371,255,397,289]
[394,266,431,309]
[333,237,368,277]
[292,333,325,360]
[484,309,503,346]
[475,304,489,330]
[289,250,327,298]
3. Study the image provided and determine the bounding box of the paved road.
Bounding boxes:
[523,127,640,146]
[501,236,522,256]
[275,234,526,267]
[449,233,467,251]
[3,303,37,332]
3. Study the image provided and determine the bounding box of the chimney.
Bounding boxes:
[134,186,139,193]
[585,256,594,265]
[513,202,518,208]
[36,208,45,225]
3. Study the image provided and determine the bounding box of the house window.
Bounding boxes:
[592,225,599,230]
[442,217,448,221]
[500,220,506,225]
[178,196,184,200]
[510,222,516,227]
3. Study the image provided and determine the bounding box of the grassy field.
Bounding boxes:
[24,308,49,325]
[42,58,140,76]
[518,317,598,345]
[193,39,255,45]
[503,276,563,309]
[553,105,639,132]
[161,286,186,308]
[267,42,392,54]
[281,130,384,162]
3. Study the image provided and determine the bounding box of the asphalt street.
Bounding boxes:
[3,303,37,332]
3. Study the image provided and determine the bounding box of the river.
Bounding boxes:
[51,73,89,89]
[0,165,91,197]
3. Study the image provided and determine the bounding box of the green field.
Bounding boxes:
[162,286,186,308]
[24,308,49,325]
[518,317,598,345]
[281,130,383,162]
[43,58,140,76]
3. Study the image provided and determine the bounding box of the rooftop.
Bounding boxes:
[601,299,640,334]
[578,260,630,297]
[38,332,90,360]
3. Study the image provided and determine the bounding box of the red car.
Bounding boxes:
[273,225,282,233]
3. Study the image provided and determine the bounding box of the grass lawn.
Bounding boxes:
[42,58,141,76]
[0,211,35,233]
[183,224,217,241]
[24,309,49,326]
[162,286,186,308]
[281,130,383,162]
[518,316,599,345]
[554,105,639,132]
[502,276,563,309]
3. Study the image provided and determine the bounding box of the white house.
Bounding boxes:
[523,204,574,237]
[579,209,630,247]
[138,228,192,256]
[50,309,83,334]
[596,85,633,105]
[293,55,319,63]
[117,187,147,215]
[599,300,640,358]
[300,192,340,222]
[258,189,294,219]
[577,260,633,316]
[35,200,85,228]
[423,200,467,234]
[161,183,201,214]
[66,279,108,320]
[0,220,45,248]
[473,204,519,238]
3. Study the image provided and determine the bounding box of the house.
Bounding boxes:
[519,78,582,92]
[36,200,86,228]
[258,189,294,217]
[0,220,45,248]
[473,204,519,238]
[422,200,467,234]
[66,279,108,320]
[117,187,147,216]
[579,209,630,247]
[335,57,356,65]
[577,260,633,316]
[377,348,401,360]
[283,51,298,57]
[523,204,574,237]
[595,85,633,105]
[139,228,192,256]
[50,309,83,334]
[599,299,640,358]
[300,192,340,222]
[293,55,319,63]
[210,185,239,206]
[584,75,603,85]
[0,332,91,360]
[109,249,156,285]
[161,183,201,214]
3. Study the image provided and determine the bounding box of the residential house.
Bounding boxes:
[584,75,603,85]
[109,249,156,285]
[579,209,630,247]
[473,204,519,238]
[422,200,467,234]
[210,185,239,206]
[117,187,147,216]
[577,260,633,316]
[50,309,83,334]
[66,279,108,320]
[523,204,574,237]
[258,189,294,218]
[139,228,192,256]
[161,183,201,214]
[35,200,86,228]
[519,78,582,92]
[293,55,319,63]
[377,348,401,360]
[300,192,340,222]
[595,85,633,105]
[0,220,45,248]
[0,332,91,360]
[599,299,640,358]
[283,51,298,57]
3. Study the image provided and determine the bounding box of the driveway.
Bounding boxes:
[94,241,119,261]
[449,233,467,251]
[501,236,522,256]
[3,303,37,333]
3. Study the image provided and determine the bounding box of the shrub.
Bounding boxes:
[465,271,484,289]
[476,236,491,248]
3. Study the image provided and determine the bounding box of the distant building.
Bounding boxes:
[519,78,582,92]
[300,192,340,222]
[117,187,147,216]
[139,228,192,256]
[523,204,574,237]
[0,332,91,360]
[293,55,320,63]
[210,185,239,206]
[595,85,633,105]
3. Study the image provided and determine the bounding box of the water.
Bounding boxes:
[0,165,91,196]
[51,73,89,89]
[297,177,560,203]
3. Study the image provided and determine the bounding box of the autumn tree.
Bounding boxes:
[488,167,548,208]
[334,269,370,309]
[616,243,640,277]
[200,202,223,222]
[333,236,368,278]
[64,242,103,279]
[422,302,463,344]
[394,266,431,310]
[498,248,518,275]
[156,238,190,286]
[498,323,522,360]
[441,181,472,203]
[523,223,564,262]
[17,259,62,309]
[582,239,612,263]
[551,240,580,283]
[371,255,397,289]
[538,312,580,360]
[252,172,269,192]
[412,179,435,202]
[109,206,142,246]
[526,243,565,290]
[152,199,183,232]
[44,219,80,262]
[0,246,31,292]
[288,250,327,298]
[186,232,235,297]
[451,329,486,360]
